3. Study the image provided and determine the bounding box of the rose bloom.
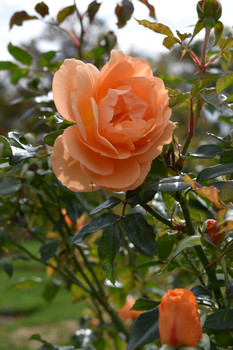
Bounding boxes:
[51,50,175,192]
[205,219,225,245]
[159,289,202,347]
[117,296,143,321]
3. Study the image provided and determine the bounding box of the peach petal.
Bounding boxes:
[51,135,99,192]
[62,126,114,175]
[75,63,99,98]
[53,59,85,122]
[81,158,140,190]
[122,92,148,120]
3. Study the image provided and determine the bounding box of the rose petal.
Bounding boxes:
[51,135,99,192]
[62,126,114,175]
[81,158,140,190]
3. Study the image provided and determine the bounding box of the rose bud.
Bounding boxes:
[51,50,175,192]
[197,0,222,28]
[204,219,225,245]
[159,289,202,347]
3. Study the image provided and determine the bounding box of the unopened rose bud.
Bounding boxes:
[204,219,225,245]
[197,0,222,28]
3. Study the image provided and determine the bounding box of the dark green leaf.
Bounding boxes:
[191,285,215,306]
[29,334,52,346]
[9,11,38,29]
[131,298,159,311]
[66,199,83,224]
[127,307,159,350]
[39,240,59,262]
[73,214,119,244]
[136,19,174,37]
[0,230,11,248]
[216,72,233,94]
[204,309,233,330]
[189,144,224,158]
[35,2,49,17]
[115,0,134,28]
[0,177,22,195]
[42,279,61,303]
[1,260,13,277]
[197,162,233,182]
[0,61,18,70]
[90,196,122,215]
[44,130,63,146]
[98,223,121,283]
[200,88,233,116]
[152,176,190,192]
[192,75,218,94]
[172,235,201,260]
[87,1,101,23]
[220,181,233,203]
[57,5,76,24]
[8,43,32,66]
[157,233,175,261]
[121,213,156,257]
[8,131,42,164]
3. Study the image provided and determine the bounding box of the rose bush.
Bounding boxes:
[159,289,202,347]
[51,50,175,192]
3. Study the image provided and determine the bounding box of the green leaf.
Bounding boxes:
[204,309,233,330]
[73,213,119,244]
[172,235,201,260]
[9,11,38,29]
[0,135,13,158]
[216,72,233,94]
[10,69,28,84]
[213,21,224,46]
[121,213,156,257]
[44,130,63,146]
[115,0,134,28]
[220,181,233,203]
[0,177,22,195]
[57,5,76,24]
[176,30,190,42]
[136,19,174,37]
[200,88,233,116]
[8,43,32,66]
[163,36,177,50]
[191,74,218,94]
[189,144,224,158]
[87,1,101,23]
[39,240,59,262]
[157,233,175,261]
[0,61,18,70]
[42,279,61,303]
[197,162,233,182]
[98,223,121,284]
[29,334,52,346]
[40,50,56,67]
[8,131,42,164]
[151,176,190,192]
[35,2,49,17]
[168,90,190,107]
[131,298,159,311]
[127,307,159,350]
[90,196,122,215]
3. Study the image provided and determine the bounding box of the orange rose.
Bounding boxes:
[159,289,202,347]
[205,219,225,245]
[117,296,143,321]
[51,50,175,192]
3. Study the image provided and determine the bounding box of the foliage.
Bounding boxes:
[1,0,233,350]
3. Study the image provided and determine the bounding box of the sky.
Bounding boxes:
[0,0,233,61]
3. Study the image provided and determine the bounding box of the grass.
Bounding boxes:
[0,240,86,350]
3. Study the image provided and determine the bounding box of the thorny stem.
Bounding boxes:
[74,0,85,58]
[177,192,225,307]
[200,27,211,74]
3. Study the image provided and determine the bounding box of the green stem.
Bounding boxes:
[182,251,206,286]
[141,203,174,228]
[200,26,211,74]
[178,193,225,307]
